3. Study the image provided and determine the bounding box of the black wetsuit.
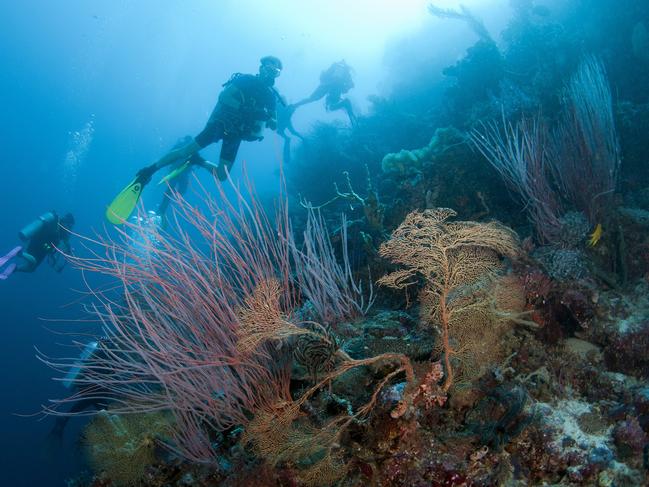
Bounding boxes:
[194,74,277,165]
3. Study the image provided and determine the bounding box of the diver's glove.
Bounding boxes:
[135,164,157,185]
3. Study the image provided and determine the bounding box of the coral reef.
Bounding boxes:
[61,1,649,485]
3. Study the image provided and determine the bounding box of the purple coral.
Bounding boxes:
[613,416,647,457]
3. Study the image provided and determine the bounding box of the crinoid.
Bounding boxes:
[294,323,340,381]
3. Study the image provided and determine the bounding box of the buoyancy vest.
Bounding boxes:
[218,74,277,136]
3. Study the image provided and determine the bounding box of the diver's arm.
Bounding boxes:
[51,253,66,272]
[60,238,72,256]
[292,84,329,108]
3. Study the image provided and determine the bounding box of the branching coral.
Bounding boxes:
[290,208,374,326]
[471,112,562,243]
[428,3,492,43]
[550,55,621,224]
[472,56,620,243]
[378,208,520,391]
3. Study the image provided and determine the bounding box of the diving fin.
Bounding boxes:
[62,340,99,389]
[0,263,16,280]
[158,161,190,186]
[106,178,146,225]
[0,246,21,267]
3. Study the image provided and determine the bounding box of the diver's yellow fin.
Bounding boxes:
[588,223,603,247]
[158,161,190,185]
[105,179,145,225]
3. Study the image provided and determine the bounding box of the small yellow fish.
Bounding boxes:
[588,223,603,247]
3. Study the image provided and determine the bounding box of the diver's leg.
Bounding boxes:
[0,246,23,279]
[175,166,191,195]
[216,137,242,181]
[150,139,201,174]
[342,99,357,126]
[158,167,190,221]
[283,135,291,164]
[145,107,225,181]
[325,92,342,111]
[329,98,357,126]
[48,415,69,441]
[143,114,221,181]
[15,252,38,273]
[47,395,105,442]
[136,138,202,185]
[0,253,33,279]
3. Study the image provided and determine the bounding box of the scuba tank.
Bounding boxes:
[62,340,99,389]
[19,212,56,242]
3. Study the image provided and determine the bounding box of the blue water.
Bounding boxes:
[0,1,506,484]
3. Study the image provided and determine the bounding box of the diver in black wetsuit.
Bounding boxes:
[0,211,74,280]
[134,56,283,186]
[108,56,283,224]
[290,60,357,126]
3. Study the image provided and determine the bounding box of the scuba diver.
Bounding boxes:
[106,56,284,224]
[276,95,304,164]
[290,60,357,126]
[0,211,74,280]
